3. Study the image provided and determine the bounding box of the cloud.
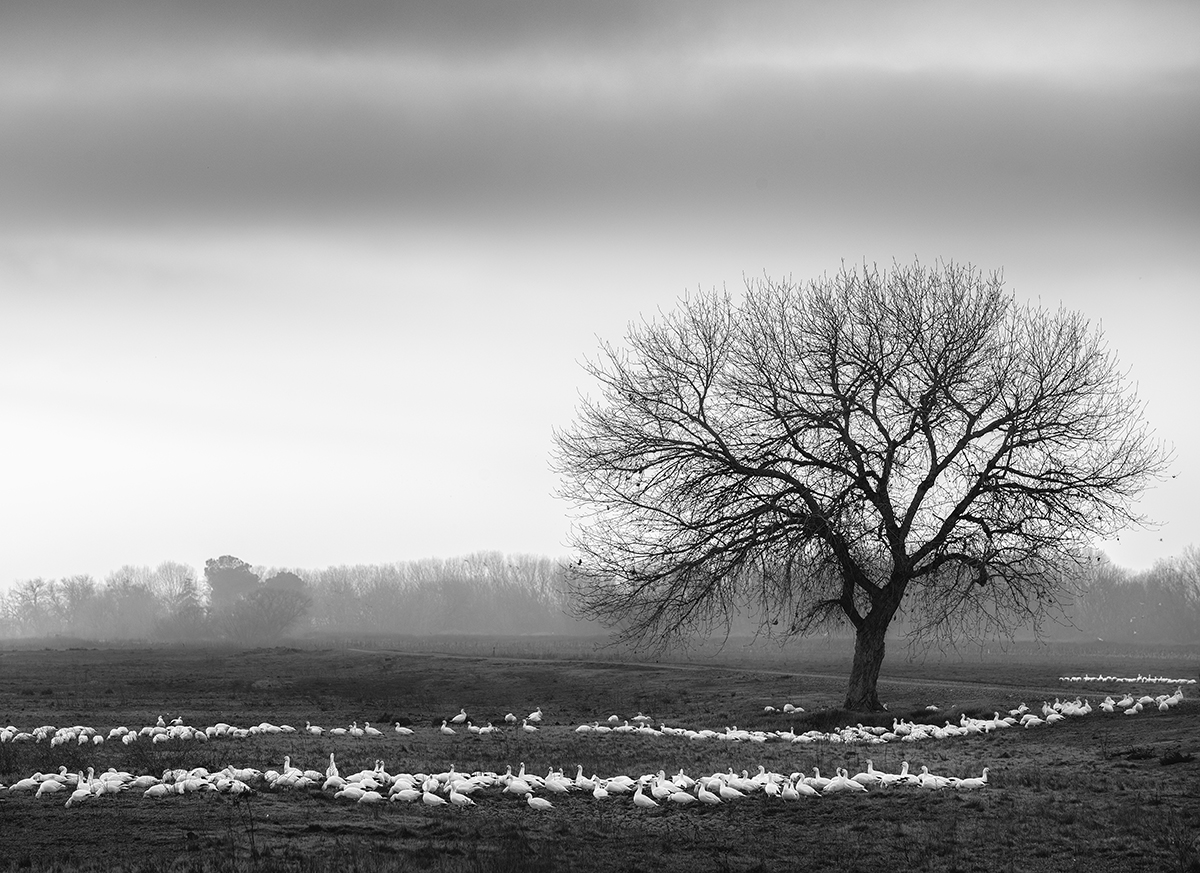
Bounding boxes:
[3,74,1196,235]
[1,0,1196,235]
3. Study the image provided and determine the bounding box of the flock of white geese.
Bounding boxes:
[0,707,550,747]
[3,755,990,810]
[0,688,1185,753]
[571,686,1186,744]
[1059,674,1196,684]
[0,687,1185,810]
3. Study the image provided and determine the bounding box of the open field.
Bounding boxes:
[1,637,1198,872]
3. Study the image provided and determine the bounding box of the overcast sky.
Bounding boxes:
[1,0,1197,585]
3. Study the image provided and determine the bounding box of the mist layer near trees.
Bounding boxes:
[1,548,1197,647]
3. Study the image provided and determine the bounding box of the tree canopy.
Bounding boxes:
[204,555,260,611]
[554,261,1171,710]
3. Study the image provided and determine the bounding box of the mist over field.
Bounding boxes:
[2,547,1198,648]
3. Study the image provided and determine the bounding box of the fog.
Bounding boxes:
[2,548,1197,647]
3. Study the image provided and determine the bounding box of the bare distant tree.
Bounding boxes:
[53,575,99,636]
[5,578,55,635]
[554,261,1171,710]
[152,561,201,612]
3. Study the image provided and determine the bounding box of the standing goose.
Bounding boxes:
[793,777,819,797]
[717,781,746,801]
[573,766,596,791]
[805,768,831,791]
[632,779,659,809]
[650,776,675,802]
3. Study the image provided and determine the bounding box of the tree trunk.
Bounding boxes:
[843,608,893,711]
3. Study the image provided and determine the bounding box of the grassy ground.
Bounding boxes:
[0,638,1197,872]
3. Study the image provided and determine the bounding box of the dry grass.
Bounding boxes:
[0,639,1197,872]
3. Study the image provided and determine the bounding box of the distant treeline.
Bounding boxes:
[0,547,1196,645]
[1065,547,1200,645]
[0,552,593,642]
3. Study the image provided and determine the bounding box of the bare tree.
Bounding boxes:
[554,261,1171,710]
[54,575,99,636]
[151,561,200,612]
[6,578,56,636]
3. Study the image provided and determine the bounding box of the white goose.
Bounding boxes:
[805,767,831,791]
[64,769,95,807]
[917,766,952,790]
[953,767,990,790]
[823,768,867,794]
[850,760,884,787]
[668,787,698,805]
[717,781,746,801]
[422,789,447,806]
[632,779,659,809]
